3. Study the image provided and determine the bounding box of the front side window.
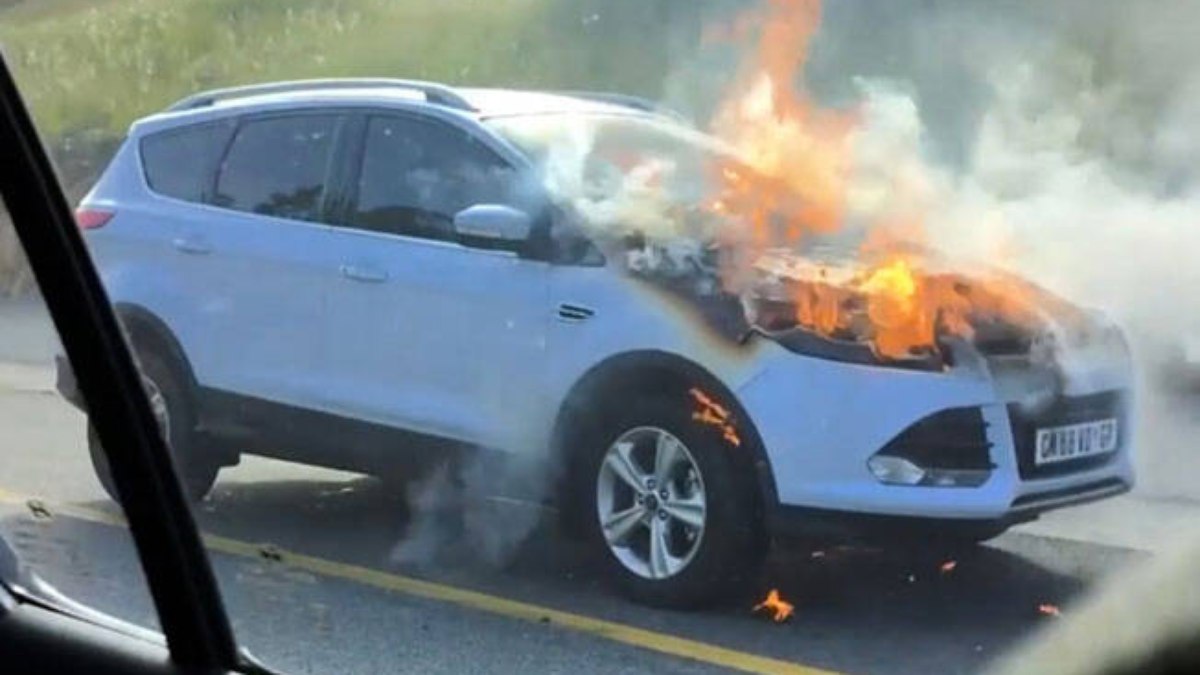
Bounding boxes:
[348,115,516,241]
[140,122,234,204]
[214,114,337,222]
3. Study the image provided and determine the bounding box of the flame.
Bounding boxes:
[710,0,855,258]
[689,387,742,447]
[701,0,1057,360]
[939,560,957,574]
[753,589,795,623]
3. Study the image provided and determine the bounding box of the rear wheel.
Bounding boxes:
[579,395,765,608]
[88,350,219,503]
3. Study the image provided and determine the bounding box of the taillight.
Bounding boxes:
[75,207,115,230]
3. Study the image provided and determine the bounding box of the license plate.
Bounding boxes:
[1034,419,1118,465]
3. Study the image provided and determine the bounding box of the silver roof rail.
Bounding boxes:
[165,78,474,112]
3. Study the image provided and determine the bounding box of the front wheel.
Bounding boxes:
[88,351,219,503]
[581,395,765,608]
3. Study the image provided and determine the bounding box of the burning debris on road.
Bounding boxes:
[753,588,795,623]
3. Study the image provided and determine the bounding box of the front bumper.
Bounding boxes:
[736,339,1136,533]
[768,477,1130,543]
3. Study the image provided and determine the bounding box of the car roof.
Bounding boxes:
[133,81,665,134]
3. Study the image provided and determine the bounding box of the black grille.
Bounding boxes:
[879,406,993,470]
[1009,390,1124,479]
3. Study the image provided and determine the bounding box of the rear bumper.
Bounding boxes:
[769,476,1131,543]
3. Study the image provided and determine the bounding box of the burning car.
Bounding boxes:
[58,79,1133,610]
[499,107,1135,607]
[58,0,1134,610]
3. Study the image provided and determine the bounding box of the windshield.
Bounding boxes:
[2,0,1198,674]
[487,112,743,241]
[488,113,729,176]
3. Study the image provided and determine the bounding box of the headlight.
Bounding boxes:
[754,325,946,371]
[742,289,946,371]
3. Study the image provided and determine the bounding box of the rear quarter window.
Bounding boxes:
[139,121,234,203]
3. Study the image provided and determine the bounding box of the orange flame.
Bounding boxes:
[711,0,854,253]
[689,387,742,447]
[753,589,795,623]
[703,0,1059,360]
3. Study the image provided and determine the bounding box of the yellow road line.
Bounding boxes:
[0,488,837,675]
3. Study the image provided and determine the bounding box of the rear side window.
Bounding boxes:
[140,122,233,203]
[214,114,338,222]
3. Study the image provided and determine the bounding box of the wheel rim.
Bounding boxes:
[596,426,707,580]
[141,374,171,442]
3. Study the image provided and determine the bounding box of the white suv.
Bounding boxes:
[57,79,1135,608]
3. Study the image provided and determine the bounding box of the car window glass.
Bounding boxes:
[141,122,234,203]
[214,115,336,222]
[348,115,516,241]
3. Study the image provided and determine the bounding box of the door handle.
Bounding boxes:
[171,237,211,255]
[339,264,389,283]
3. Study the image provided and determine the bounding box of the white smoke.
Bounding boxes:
[535,1,1200,341]
[388,456,546,569]
[801,1,1200,496]
[848,24,1200,357]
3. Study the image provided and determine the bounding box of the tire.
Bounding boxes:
[87,350,219,503]
[578,394,765,609]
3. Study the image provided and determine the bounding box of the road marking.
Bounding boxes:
[0,488,837,675]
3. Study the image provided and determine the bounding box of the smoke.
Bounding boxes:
[796,0,1200,348]
[689,0,1200,355]
[802,0,1200,494]
[532,0,1200,492]
[527,1,1200,348]
[388,455,547,570]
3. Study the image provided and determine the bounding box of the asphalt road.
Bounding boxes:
[1,299,1197,674]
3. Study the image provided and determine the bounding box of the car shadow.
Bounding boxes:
[72,472,1145,672]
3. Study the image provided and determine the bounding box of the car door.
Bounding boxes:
[180,111,346,409]
[321,112,551,450]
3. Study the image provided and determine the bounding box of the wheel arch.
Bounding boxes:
[111,302,199,398]
[551,349,779,526]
